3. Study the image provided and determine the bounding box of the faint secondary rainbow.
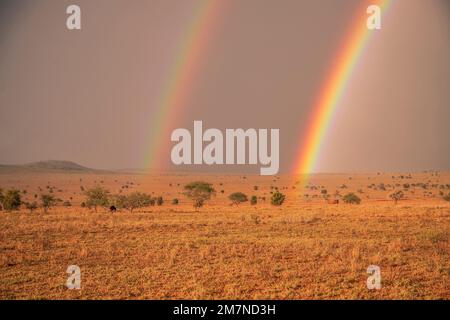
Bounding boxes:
[145,0,225,170]
[295,0,391,176]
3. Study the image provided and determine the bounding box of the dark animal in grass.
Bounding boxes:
[109,205,117,213]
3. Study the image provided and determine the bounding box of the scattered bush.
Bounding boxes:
[172,198,179,205]
[156,196,164,206]
[63,201,72,207]
[271,191,285,206]
[250,195,257,205]
[229,192,248,206]
[342,193,361,204]
[442,193,450,202]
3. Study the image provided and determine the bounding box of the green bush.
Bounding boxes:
[156,196,164,206]
[342,193,361,204]
[229,192,248,205]
[250,195,257,205]
[271,191,285,206]
[2,189,22,211]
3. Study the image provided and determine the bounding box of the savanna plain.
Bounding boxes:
[0,168,449,299]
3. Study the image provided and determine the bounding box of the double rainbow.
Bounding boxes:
[147,0,392,175]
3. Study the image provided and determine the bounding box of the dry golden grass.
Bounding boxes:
[0,171,449,299]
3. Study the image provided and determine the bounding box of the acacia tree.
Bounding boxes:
[183,181,215,210]
[84,186,110,212]
[41,194,56,213]
[389,190,404,205]
[111,192,152,212]
[127,192,152,212]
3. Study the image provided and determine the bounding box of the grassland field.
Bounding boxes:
[0,171,449,299]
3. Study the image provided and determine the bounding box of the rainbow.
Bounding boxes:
[145,0,225,170]
[294,0,391,175]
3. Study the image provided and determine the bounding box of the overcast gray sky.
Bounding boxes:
[0,0,449,173]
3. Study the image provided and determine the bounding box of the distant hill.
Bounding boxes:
[0,160,101,173]
[25,160,93,171]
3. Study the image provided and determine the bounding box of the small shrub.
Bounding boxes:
[342,193,361,204]
[250,195,257,205]
[229,192,248,205]
[156,196,163,206]
[271,191,285,206]
[443,193,450,202]
[172,198,179,205]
